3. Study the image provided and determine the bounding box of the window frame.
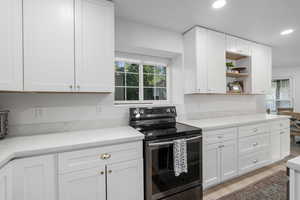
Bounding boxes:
[114,57,170,105]
[266,76,295,112]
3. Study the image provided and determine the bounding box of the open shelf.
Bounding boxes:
[226,52,249,60]
[226,91,253,95]
[230,66,248,71]
[226,72,249,78]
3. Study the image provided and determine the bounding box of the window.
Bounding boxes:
[266,78,293,113]
[115,59,168,103]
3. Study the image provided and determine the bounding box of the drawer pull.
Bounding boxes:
[218,145,225,148]
[100,171,104,175]
[100,153,111,160]
[217,135,223,139]
[280,131,285,135]
[253,128,258,132]
[253,142,258,147]
[253,159,258,163]
[108,170,112,174]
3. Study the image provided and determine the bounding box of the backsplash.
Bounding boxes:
[0,93,265,137]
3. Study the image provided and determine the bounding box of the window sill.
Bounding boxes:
[114,100,170,107]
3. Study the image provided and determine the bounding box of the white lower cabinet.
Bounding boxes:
[0,164,12,200]
[59,159,143,200]
[280,128,291,159]
[12,155,56,200]
[203,143,221,188]
[204,139,238,188]
[59,166,106,200]
[270,131,281,162]
[204,119,290,189]
[221,140,238,182]
[107,160,143,200]
[58,141,143,200]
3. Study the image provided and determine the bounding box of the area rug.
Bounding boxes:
[217,170,288,200]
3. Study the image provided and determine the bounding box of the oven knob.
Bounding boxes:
[140,109,144,114]
[166,108,171,113]
[171,108,176,113]
[133,109,138,115]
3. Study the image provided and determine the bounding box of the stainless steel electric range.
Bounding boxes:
[129,106,203,200]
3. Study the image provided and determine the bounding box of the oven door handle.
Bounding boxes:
[148,135,202,147]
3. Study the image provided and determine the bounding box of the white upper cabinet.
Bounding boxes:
[0,0,23,91]
[75,0,114,93]
[184,27,226,94]
[251,44,272,94]
[23,0,75,92]
[206,30,226,93]
[226,35,251,56]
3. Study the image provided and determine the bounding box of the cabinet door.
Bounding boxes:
[75,0,114,92]
[236,38,251,56]
[0,0,23,91]
[59,166,106,200]
[251,44,271,94]
[12,155,56,200]
[270,131,281,162]
[280,128,290,159]
[203,143,221,188]
[0,164,12,200]
[107,159,143,200]
[206,30,226,94]
[226,35,237,53]
[221,140,238,182]
[23,0,75,92]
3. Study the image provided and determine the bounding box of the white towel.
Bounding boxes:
[173,139,188,176]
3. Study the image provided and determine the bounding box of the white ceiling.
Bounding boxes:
[114,0,300,68]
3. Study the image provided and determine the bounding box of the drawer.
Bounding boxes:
[58,141,143,173]
[239,133,270,155]
[239,149,270,175]
[204,128,238,144]
[270,119,290,132]
[239,123,269,138]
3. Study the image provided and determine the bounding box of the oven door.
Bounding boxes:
[144,134,202,200]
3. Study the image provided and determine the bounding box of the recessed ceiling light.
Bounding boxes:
[212,0,227,9]
[280,29,294,35]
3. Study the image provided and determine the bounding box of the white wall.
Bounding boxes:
[0,18,265,137]
[273,66,300,112]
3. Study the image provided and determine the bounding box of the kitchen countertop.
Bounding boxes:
[287,156,300,171]
[179,114,290,131]
[0,126,144,169]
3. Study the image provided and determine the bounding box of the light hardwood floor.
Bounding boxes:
[204,143,300,200]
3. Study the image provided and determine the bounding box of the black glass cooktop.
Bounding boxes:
[141,123,202,141]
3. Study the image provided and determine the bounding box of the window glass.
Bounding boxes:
[115,61,167,102]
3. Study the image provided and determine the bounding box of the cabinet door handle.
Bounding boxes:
[77,85,80,89]
[69,85,73,89]
[108,170,112,174]
[280,131,285,135]
[100,171,104,175]
[253,128,258,132]
[100,153,111,160]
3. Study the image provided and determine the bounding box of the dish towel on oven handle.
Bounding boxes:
[173,139,188,176]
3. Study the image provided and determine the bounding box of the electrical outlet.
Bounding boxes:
[34,107,44,118]
[96,104,102,114]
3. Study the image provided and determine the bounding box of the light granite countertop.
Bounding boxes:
[287,156,300,171]
[0,126,144,169]
[179,114,290,131]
